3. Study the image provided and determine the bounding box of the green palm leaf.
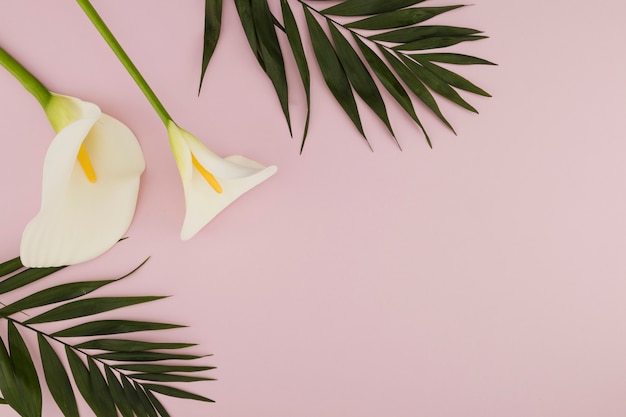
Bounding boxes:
[412,52,496,66]
[232,0,297,136]
[417,59,491,96]
[400,54,477,112]
[234,0,264,67]
[0,280,118,317]
[87,358,119,417]
[304,7,367,145]
[143,383,215,403]
[66,348,115,417]
[130,373,212,383]
[0,265,64,296]
[0,335,24,415]
[145,389,171,417]
[381,47,455,133]
[329,22,396,142]
[322,0,428,16]
[0,257,22,278]
[26,296,166,324]
[104,367,134,417]
[393,34,488,51]
[120,373,152,417]
[370,25,482,43]
[251,0,293,136]
[38,335,79,417]
[134,382,160,417]
[94,352,203,362]
[199,0,223,92]
[52,320,184,338]
[354,35,430,146]
[200,0,494,150]
[115,363,215,373]
[0,257,214,417]
[281,0,311,150]
[7,322,41,417]
[345,6,465,29]
[76,339,196,352]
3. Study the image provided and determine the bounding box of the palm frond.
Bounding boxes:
[0,256,213,417]
[200,0,495,151]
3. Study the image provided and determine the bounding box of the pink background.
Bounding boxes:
[1,0,626,416]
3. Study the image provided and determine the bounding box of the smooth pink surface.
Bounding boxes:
[1,1,626,416]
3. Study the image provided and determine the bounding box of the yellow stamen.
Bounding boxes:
[77,143,97,183]
[191,153,222,194]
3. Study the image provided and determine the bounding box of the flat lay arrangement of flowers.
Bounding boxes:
[1,1,491,414]
[2,1,626,417]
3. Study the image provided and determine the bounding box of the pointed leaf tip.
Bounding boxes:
[304,8,366,142]
[199,0,224,94]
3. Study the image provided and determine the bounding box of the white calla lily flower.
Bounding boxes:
[167,121,277,240]
[20,94,145,267]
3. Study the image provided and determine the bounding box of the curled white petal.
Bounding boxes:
[21,99,145,267]
[167,122,277,240]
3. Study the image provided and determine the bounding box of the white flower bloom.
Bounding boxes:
[20,94,145,267]
[167,121,277,240]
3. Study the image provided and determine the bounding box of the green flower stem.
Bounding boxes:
[76,0,173,126]
[0,46,51,108]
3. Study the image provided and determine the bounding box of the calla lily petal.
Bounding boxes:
[167,122,277,240]
[20,96,145,267]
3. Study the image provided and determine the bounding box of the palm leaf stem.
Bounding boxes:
[295,0,442,141]
[296,0,410,68]
[5,317,170,393]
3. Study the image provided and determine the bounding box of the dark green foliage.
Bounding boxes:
[0,257,213,417]
[304,7,366,143]
[199,0,224,92]
[200,0,494,150]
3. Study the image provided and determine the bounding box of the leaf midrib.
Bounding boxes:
[6,318,157,394]
[295,0,405,65]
